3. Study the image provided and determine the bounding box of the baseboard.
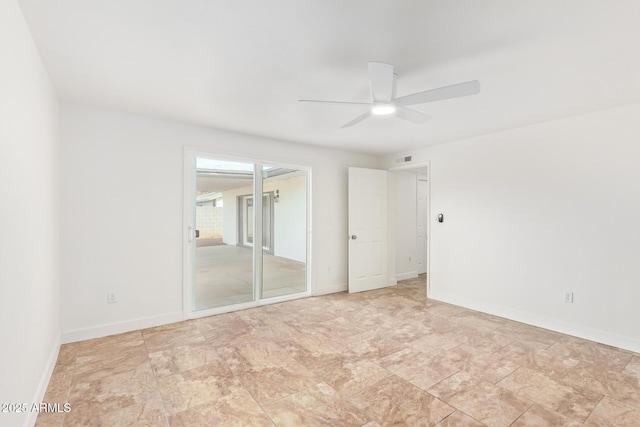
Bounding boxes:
[428,290,640,354]
[396,271,418,281]
[313,278,401,295]
[24,334,61,427]
[61,312,184,344]
[312,282,347,296]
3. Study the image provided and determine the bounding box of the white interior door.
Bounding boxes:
[348,167,388,293]
[417,177,428,274]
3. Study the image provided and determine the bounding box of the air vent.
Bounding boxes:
[395,155,412,164]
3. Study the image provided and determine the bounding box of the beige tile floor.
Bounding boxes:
[37,277,640,426]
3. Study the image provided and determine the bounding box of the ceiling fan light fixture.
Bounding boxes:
[371,103,396,115]
[299,62,480,128]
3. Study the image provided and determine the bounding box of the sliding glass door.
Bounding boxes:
[186,153,309,314]
[192,158,255,310]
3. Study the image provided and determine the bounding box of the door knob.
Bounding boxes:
[350,235,357,240]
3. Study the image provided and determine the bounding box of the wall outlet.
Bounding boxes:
[563,291,574,303]
[107,291,118,304]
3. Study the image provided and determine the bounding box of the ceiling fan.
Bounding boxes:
[299,61,481,128]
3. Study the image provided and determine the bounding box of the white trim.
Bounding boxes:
[61,312,184,344]
[254,163,263,301]
[416,175,429,276]
[188,300,261,319]
[313,282,347,296]
[426,163,431,294]
[183,146,313,178]
[187,290,313,320]
[396,271,418,281]
[306,170,313,297]
[388,160,429,172]
[428,290,640,354]
[23,335,61,427]
[183,150,195,319]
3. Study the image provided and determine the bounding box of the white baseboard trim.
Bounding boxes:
[24,334,61,427]
[61,312,184,344]
[428,290,640,354]
[313,282,347,296]
[396,271,418,281]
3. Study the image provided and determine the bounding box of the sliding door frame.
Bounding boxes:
[182,148,312,320]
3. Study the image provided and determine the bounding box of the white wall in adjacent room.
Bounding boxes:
[393,171,418,280]
[0,2,60,426]
[60,104,379,341]
[383,102,640,352]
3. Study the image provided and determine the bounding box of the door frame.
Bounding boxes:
[416,175,429,275]
[388,161,431,294]
[183,148,312,320]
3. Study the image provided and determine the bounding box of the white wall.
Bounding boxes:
[383,102,640,353]
[0,2,60,426]
[60,104,379,341]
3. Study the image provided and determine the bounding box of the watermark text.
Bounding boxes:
[1,402,71,413]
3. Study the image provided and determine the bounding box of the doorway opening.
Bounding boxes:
[390,163,430,294]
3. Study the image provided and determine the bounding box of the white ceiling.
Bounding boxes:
[18,0,640,155]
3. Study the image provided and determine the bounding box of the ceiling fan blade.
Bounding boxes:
[368,61,395,102]
[298,99,371,107]
[395,107,432,124]
[394,80,481,107]
[341,111,371,128]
